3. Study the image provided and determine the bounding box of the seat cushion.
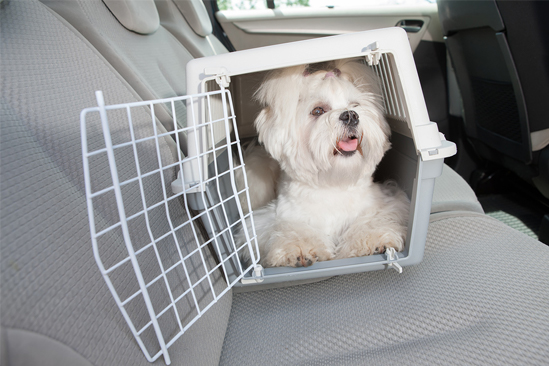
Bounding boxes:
[431,164,483,214]
[220,213,549,365]
[0,1,231,365]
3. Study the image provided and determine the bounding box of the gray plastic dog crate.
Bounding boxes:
[81,27,455,364]
[182,27,456,287]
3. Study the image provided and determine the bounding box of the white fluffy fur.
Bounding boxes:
[236,142,280,212]
[240,59,409,268]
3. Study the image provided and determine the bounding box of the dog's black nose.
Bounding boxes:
[339,110,359,126]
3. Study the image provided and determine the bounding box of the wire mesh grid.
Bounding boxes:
[80,88,259,365]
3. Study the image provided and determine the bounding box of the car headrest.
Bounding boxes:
[172,0,212,37]
[103,0,160,35]
[437,0,504,35]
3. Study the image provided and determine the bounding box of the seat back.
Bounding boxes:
[438,0,549,195]
[439,0,530,162]
[41,0,195,153]
[156,0,229,57]
[0,0,231,364]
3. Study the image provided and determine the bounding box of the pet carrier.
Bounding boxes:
[81,27,455,364]
[182,26,456,286]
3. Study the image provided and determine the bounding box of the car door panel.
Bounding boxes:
[216,5,443,52]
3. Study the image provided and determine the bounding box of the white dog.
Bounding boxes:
[239,59,409,268]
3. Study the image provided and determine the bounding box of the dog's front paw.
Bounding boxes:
[372,230,405,254]
[263,240,333,268]
[335,228,405,259]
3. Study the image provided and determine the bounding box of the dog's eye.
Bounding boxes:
[311,107,325,116]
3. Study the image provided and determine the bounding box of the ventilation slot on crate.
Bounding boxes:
[373,52,408,124]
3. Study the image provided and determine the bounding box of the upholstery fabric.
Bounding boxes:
[41,0,194,152]
[103,0,160,35]
[220,215,549,365]
[156,0,227,57]
[3,328,94,366]
[172,0,212,37]
[431,164,483,214]
[0,1,231,365]
[496,0,549,138]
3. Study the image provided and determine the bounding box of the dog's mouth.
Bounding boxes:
[334,133,363,156]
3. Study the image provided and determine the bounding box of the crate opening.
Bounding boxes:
[191,54,439,287]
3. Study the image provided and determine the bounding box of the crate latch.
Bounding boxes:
[204,67,231,88]
[363,41,381,66]
[385,247,403,273]
[240,265,265,284]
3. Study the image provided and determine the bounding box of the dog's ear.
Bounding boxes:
[253,65,306,161]
[253,70,288,162]
[254,65,308,106]
[254,69,284,107]
[254,106,285,162]
[253,64,317,175]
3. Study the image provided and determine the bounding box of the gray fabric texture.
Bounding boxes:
[172,0,212,37]
[220,215,549,365]
[0,0,231,365]
[431,164,483,214]
[156,0,227,57]
[102,0,160,35]
[41,0,193,153]
[3,328,94,366]
[1,327,8,366]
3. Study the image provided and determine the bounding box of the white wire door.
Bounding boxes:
[81,87,259,364]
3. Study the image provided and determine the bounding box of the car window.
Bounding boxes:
[218,0,436,11]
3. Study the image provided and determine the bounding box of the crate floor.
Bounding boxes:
[478,194,544,240]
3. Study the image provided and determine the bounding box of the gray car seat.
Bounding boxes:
[2,0,548,365]
[42,0,483,216]
[222,213,549,365]
[156,0,228,57]
[438,0,549,198]
[41,0,196,154]
[1,1,230,364]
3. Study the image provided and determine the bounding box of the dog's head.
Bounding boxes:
[254,59,391,185]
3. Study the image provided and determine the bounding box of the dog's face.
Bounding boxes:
[254,59,391,186]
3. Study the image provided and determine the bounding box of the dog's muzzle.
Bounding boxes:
[335,110,362,156]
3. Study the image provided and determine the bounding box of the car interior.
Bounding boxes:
[1,0,548,365]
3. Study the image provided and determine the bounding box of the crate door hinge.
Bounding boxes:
[363,41,381,66]
[204,67,231,88]
[385,247,403,273]
[240,265,265,284]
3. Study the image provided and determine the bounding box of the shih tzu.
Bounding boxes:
[239,59,409,268]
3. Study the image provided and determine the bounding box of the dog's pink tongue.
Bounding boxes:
[338,137,358,152]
